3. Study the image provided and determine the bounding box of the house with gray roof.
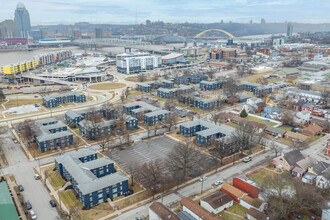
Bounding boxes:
[273,150,305,171]
[55,148,128,208]
[264,126,286,137]
[78,120,115,140]
[35,119,73,152]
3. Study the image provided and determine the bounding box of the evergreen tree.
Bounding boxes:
[0,89,5,102]
[240,108,248,118]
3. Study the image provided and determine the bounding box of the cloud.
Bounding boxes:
[0,0,328,24]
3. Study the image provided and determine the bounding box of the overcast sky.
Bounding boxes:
[0,0,329,25]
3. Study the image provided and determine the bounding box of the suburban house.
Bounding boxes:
[246,208,268,220]
[284,131,310,143]
[273,150,305,171]
[221,182,266,211]
[219,113,267,133]
[302,161,330,184]
[264,126,286,137]
[302,124,323,136]
[233,178,259,199]
[43,91,86,108]
[261,106,280,118]
[179,119,236,146]
[264,96,278,107]
[180,197,223,220]
[293,100,317,112]
[294,111,311,124]
[311,118,329,132]
[35,119,73,152]
[292,156,317,178]
[55,148,129,208]
[200,191,233,214]
[316,167,330,189]
[243,97,265,113]
[149,202,180,220]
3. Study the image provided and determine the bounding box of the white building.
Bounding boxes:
[116,52,162,74]
[200,191,233,214]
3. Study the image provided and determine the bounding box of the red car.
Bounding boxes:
[136,99,142,101]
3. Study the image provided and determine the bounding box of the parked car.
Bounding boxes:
[214,180,224,186]
[49,200,56,207]
[12,138,18,143]
[29,210,37,219]
[26,201,32,210]
[34,174,40,180]
[293,213,302,219]
[199,176,207,182]
[132,218,142,220]
[18,185,24,192]
[243,157,252,163]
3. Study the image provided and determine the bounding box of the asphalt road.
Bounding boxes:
[0,130,60,220]
[112,150,273,220]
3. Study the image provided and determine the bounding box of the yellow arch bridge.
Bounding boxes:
[194,29,235,39]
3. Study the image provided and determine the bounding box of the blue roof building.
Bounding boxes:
[43,91,86,108]
[55,148,129,208]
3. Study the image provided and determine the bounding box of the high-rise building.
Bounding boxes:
[287,22,293,37]
[261,18,266,24]
[95,28,103,38]
[14,2,31,38]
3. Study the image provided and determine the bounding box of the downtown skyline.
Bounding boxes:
[0,0,329,25]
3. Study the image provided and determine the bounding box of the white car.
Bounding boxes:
[214,180,224,186]
[34,174,40,180]
[199,176,207,182]
[29,210,37,219]
[243,157,252,163]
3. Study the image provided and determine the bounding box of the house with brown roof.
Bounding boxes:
[241,195,266,212]
[200,191,233,214]
[180,198,223,220]
[221,182,246,203]
[284,131,310,143]
[149,202,180,220]
[246,208,268,220]
[273,150,305,171]
[302,124,323,136]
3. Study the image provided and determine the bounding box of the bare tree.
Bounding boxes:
[166,142,201,182]
[21,120,36,143]
[223,78,238,98]
[165,114,178,132]
[152,73,159,81]
[164,99,175,111]
[270,140,282,157]
[211,139,229,170]
[124,87,130,100]
[73,136,80,151]
[281,110,294,126]
[99,135,111,152]
[102,102,115,120]
[137,73,146,82]
[210,112,221,125]
[136,159,165,198]
[231,123,256,155]
[206,70,216,80]
[291,139,309,150]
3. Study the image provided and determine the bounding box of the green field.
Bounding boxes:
[246,115,277,126]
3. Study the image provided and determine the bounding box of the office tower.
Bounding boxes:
[95,28,103,38]
[14,2,31,38]
[287,22,293,37]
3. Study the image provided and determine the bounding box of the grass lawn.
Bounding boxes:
[278,125,294,131]
[226,202,248,216]
[4,98,42,108]
[49,169,66,189]
[89,82,126,90]
[226,122,239,128]
[247,168,276,186]
[309,135,323,143]
[60,189,83,209]
[246,115,277,126]
[220,211,244,220]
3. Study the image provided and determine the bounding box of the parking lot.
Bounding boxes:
[108,136,215,179]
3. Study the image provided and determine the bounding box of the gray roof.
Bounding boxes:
[55,148,127,195]
[265,126,286,135]
[41,122,67,131]
[82,157,114,170]
[283,150,305,166]
[201,191,233,209]
[35,118,58,126]
[195,97,220,104]
[144,109,170,117]
[43,91,84,101]
[177,211,196,220]
[311,161,330,175]
[36,130,72,142]
[79,172,128,195]
[79,120,114,129]
[237,93,251,100]
[157,87,178,93]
